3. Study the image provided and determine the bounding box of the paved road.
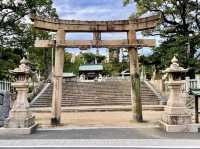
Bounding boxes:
[0,147,198,149]
[0,127,199,139]
[0,139,199,148]
[0,128,199,148]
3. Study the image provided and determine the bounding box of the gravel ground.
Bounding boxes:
[33,111,163,128]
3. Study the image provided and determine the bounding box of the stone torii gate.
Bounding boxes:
[31,15,159,125]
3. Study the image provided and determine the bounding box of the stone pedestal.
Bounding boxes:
[160,81,193,132]
[4,82,35,128]
[0,58,37,134]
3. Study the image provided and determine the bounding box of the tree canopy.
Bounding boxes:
[0,0,57,48]
[0,0,57,79]
[124,0,200,69]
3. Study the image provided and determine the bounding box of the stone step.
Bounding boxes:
[31,81,161,108]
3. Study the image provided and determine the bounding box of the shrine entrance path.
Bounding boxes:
[33,111,162,128]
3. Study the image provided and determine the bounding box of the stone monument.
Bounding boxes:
[0,91,11,127]
[0,58,37,134]
[160,56,198,132]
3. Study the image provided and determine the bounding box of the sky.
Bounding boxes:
[52,0,157,56]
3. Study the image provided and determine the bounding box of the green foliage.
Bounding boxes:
[0,48,21,79]
[103,61,128,76]
[109,48,120,63]
[81,52,106,64]
[0,0,57,79]
[64,55,84,75]
[0,0,57,47]
[63,51,126,76]
[64,52,72,63]
[81,53,96,64]
[123,0,200,69]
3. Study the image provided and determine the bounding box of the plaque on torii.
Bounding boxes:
[32,15,159,125]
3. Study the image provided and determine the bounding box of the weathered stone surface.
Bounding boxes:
[51,30,65,125]
[34,39,156,49]
[0,123,37,135]
[160,56,195,132]
[32,14,159,125]
[3,58,37,134]
[0,91,11,127]
[31,15,159,32]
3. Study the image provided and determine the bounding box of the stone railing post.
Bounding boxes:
[195,75,200,89]
[185,77,190,92]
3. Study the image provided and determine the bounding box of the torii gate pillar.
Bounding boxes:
[51,29,65,125]
[128,30,143,122]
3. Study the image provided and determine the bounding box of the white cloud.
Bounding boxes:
[53,0,158,56]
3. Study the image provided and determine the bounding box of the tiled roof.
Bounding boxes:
[79,64,103,71]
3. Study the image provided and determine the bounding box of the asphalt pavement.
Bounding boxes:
[0,128,199,148]
[0,127,199,139]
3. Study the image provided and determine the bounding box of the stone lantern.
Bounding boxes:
[160,56,195,132]
[3,57,37,134]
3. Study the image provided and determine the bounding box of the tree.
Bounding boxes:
[64,54,85,75]
[109,48,120,63]
[0,0,58,79]
[0,0,57,48]
[0,48,21,79]
[81,52,106,64]
[81,53,96,64]
[123,0,200,68]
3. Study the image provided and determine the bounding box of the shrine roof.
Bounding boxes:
[190,89,200,96]
[79,64,103,71]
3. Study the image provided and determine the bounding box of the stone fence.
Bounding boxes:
[0,80,45,102]
[151,76,200,97]
[183,77,199,92]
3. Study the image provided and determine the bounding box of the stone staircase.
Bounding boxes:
[30,81,162,108]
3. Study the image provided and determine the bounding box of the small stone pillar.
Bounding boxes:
[160,56,194,132]
[3,58,37,134]
[185,77,190,93]
[195,74,200,88]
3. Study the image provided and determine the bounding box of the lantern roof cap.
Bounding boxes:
[9,57,32,75]
[163,56,188,73]
[20,57,30,65]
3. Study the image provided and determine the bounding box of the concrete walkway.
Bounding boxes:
[0,111,197,148]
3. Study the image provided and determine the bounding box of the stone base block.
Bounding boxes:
[0,123,38,135]
[159,120,200,132]
[162,113,192,125]
[5,115,35,128]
